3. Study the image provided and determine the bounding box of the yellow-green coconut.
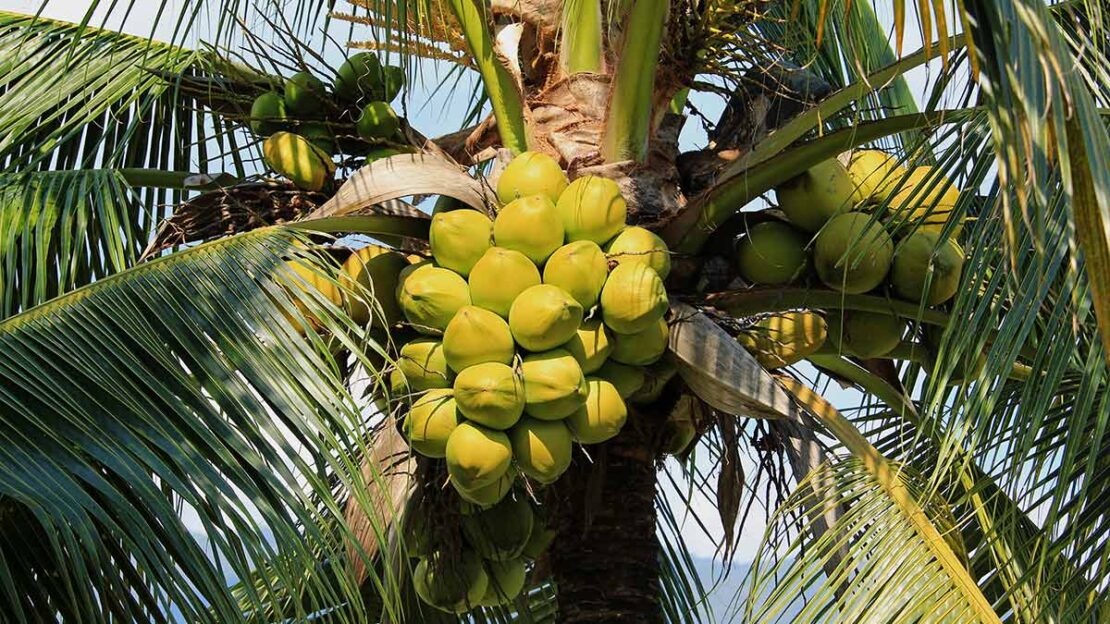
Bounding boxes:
[446,421,513,490]
[521,522,555,560]
[735,221,809,286]
[443,306,515,371]
[391,338,453,393]
[494,195,565,264]
[775,159,860,232]
[462,496,535,561]
[736,311,827,369]
[629,359,678,404]
[496,151,569,205]
[891,231,964,306]
[814,212,894,294]
[599,263,668,335]
[889,166,964,236]
[594,361,646,399]
[413,550,488,613]
[509,284,584,352]
[561,317,612,374]
[263,131,335,192]
[453,362,525,430]
[847,150,905,203]
[542,241,610,309]
[610,317,669,366]
[249,91,286,136]
[826,310,903,359]
[468,247,542,318]
[397,266,471,333]
[430,209,493,277]
[509,417,573,484]
[403,389,461,458]
[340,244,409,327]
[281,257,343,334]
[478,559,527,606]
[454,469,515,508]
[605,226,672,279]
[520,349,588,420]
[567,378,628,444]
[554,175,627,244]
[356,101,400,140]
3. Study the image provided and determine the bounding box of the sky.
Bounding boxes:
[0,0,955,568]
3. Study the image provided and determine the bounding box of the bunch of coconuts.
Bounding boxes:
[733,150,967,372]
[389,151,682,612]
[249,52,409,192]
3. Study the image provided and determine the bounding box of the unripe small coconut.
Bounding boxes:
[453,470,515,508]
[356,101,400,140]
[284,71,327,117]
[494,195,565,264]
[496,151,569,205]
[610,317,669,366]
[826,310,903,358]
[662,413,697,455]
[594,361,646,399]
[263,132,335,191]
[735,221,809,285]
[469,247,541,318]
[567,378,628,444]
[298,122,335,153]
[599,263,668,334]
[736,311,827,369]
[891,231,964,305]
[561,317,613,374]
[334,52,384,103]
[509,284,583,351]
[520,348,588,420]
[554,175,627,244]
[847,150,905,203]
[543,241,609,309]
[340,245,408,327]
[403,388,461,458]
[397,266,471,333]
[443,306,515,371]
[775,159,860,231]
[521,522,555,559]
[479,559,528,606]
[605,226,671,279]
[413,550,488,613]
[462,496,534,561]
[453,362,525,430]
[430,209,492,276]
[392,338,453,393]
[446,421,513,490]
[814,213,893,294]
[509,417,573,484]
[249,91,286,136]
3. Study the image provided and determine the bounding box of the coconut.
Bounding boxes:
[508,284,584,351]
[443,306,515,371]
[566,378,628,444]
[561,317,612,374]
[826,310,903,358]
[397,266,471,333]
[599,263,668,334]
[630,359,678,404]
[661,414,697,455]
[462,496,535,561]
[923,326,986,386]
[413,550,488,613]
[356,101,400,140]
[509,417,573,484]
[735,221,809,285]
[392,338,453,393]
[284,71,327,117]
[554,175,627,244]
[381,65,404,102]
[889,166,963,236]
[496,151,569,205]
[594,361,646,399]
[249,91,286,136]
[454,470,515,508]
[298,122,335,153]
[403,389,461,458]
[340,245,409,327]
[775,159,860,232]
[814,212,894,294]
[446,422,513,490]
[453,362,525,430]
[542,241,609,309]
[610,317,669,366]
[736,311,827,369]
[334,52,384,103]
[891,231,964,305]
[521,521,555,560]
[520,349,588,420]
[493,195,565,264]
[263,132,335,192]
[847,150,905,202]
[478,559,527,606]
[605,226,672,279]
[429,209,493,277]
[282,258,343,333]
[468,247,542,318]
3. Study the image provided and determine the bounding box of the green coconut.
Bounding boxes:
[599,263,669,335]
[381,65,405,102]
[610,317,669,366]
[494,195,565,264]
[554,175,627,244]
[403,388,461,458]
[496,151,569,205]
[462,496,535,561]
[605,226,672,279]
[249,91,287,136]
[284,71,327,117]
[334,52,384,103]
[891,231,964,306]
[392,338,453,393]
[509,284,584,352]
[520,349,588,420]
[443,306,515,371]
[263,131,335,192]
[397,266,471,333]
[736,311,827,369]
[814,212,894,294]
[566,378,628,444]
[453,362,525,430]
[542,241,610,309]
[847,150,905,203]
[826,311,904,359]
[340,245,409,327]
[629,359,678,404]
[454,470,515,508]
[561,317,612,374]
[594,361,646,399]
[478,559,528,606]
[661,412,697,455]
[356,101,400,140]
[521,522,555,560]
[446,421,513,490]
[298,122,335,153]
[775,159,861,232]
[430,209,493,276]
[735,221,809,285]
[509,417,573,484]
[412,550,488,613]
[468,247,541,318]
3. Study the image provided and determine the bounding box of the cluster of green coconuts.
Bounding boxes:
[389,151,686,612]
[250,52,408,192]
[734,151,967,369]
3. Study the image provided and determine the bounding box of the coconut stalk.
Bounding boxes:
[601,0,669,163]
[560,0,603,74]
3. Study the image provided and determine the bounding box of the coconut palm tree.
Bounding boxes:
[0,0,1107,621]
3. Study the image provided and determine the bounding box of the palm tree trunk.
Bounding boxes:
[549,413,663,623]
